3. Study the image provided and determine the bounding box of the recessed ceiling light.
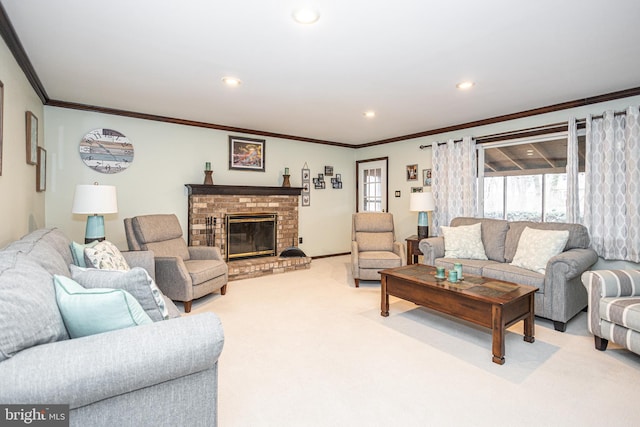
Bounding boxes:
[222,76,242,87]
[456,81,475,90]
[364,111,376,118]
[292,8,320,24]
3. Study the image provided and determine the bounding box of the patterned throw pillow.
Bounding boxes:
[441,222,488,260]
[510,227,570,274]
[84,241,130,271]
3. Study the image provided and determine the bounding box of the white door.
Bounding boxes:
[356,158,388,212]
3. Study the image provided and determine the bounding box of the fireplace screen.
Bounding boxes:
[225,213,277,261]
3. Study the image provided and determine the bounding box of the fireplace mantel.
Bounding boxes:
[185,184,303,196]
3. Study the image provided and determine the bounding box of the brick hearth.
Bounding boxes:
[185,184,312,281]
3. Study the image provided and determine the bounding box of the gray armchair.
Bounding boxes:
[351,212,406,287]
[125,214,228,313]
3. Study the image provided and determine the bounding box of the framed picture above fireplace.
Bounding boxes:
[229,136,266,172]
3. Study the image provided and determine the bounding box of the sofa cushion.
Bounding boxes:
[70,265,169,321]
[184,259,228,285]
[450,217,509,262]
[510,227,570,274]
[0,253,69,362]
[358,251,402,269]
[54,275,153,338]
[504,221,590,263]
[435,258,499,276]
[441,223,488,260]
[481,263,545,292]
[84,240,131,271]
[599,297,640,332]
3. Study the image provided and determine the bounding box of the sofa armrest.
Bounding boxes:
[546,248,598,281]
[418,236,445,266]
[189,246,224,261]
[393,241,407,266]
[122,250,156,280]
[582,269,640,298]
[155,256,192,301]
[0,312,224,408]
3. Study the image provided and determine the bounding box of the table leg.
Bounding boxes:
[491,304,505,365]
[381,275,389,317]
[523,295,535,343]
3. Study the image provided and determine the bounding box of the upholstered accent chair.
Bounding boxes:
[125,214,228,312]
[581,269,640,356]
[351,212,406,287]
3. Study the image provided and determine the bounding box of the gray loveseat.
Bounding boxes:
[0,228,224,426]
[419,217,598,331]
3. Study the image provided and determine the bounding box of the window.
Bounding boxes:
[479,133,585,223]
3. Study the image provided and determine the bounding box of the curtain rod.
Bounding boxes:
[418,108,632,149]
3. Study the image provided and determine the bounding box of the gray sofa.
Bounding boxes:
[419,217,598,331]
[0,228,224,427]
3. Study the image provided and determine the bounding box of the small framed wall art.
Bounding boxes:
[406,164,418,181]
[26,111,38,165]
[36,147,46,192]
[229,136,266,172]
[301,164,310,206]
[423,168,432,186]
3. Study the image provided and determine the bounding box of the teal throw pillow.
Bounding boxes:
[54,275,152,338]
[70,240,99,267]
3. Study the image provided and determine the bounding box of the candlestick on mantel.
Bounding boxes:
[282,174,291,188]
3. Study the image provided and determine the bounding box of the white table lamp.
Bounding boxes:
[409,192,435,239]
[72,183,118,243]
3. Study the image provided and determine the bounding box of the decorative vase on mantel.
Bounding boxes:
[204,170,214,185]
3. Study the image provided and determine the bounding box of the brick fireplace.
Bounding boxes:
[185,184,311,280]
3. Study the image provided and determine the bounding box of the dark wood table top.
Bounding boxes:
[380,264,538,304]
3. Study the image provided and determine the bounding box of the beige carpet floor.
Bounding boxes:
[188,255,640,427]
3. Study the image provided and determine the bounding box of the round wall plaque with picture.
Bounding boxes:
[79,128,134,174]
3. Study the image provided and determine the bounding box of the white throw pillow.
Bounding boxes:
[441,222,488,260]
[84,240,130,271]
[510,227,570,274]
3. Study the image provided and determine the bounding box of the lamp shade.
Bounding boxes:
[72,184,118,214]
[409,192,435,212]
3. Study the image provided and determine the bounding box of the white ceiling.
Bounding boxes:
[2,0,640,145]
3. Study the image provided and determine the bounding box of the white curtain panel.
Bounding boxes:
[432,136,477,234]
[584,106,640,262]
[566,117,581,223]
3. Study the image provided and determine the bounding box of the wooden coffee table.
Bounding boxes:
[380,264,537,365]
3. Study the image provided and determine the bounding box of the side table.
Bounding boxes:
[405,235,422,265]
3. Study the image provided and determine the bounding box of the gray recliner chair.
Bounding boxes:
[351,212,406,287]
[125,214,228,313]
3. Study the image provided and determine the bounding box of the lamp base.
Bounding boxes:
[85,215,106,243]
[417,211,429,239]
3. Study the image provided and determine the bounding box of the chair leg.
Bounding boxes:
[354,279,359,288]
[553,321,567,332]
[183,300,193,313]
[595,336,609,351]
[221,284,227,295]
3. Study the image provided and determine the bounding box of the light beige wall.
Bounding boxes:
[357,95,640,268]
[43,107,356,256]
[0,38,45,247]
